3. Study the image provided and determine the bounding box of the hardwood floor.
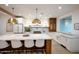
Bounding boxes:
[52,40,70,54]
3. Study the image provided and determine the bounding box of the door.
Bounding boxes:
[49,18,56,32]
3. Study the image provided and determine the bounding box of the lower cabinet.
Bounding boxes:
[66,38,79,52]
[57,34,79,52]
[46,40,52,54]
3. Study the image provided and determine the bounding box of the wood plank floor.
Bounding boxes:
[52,40,70,54]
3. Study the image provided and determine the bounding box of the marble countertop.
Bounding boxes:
[57,32,79,39]
[25,26,49,28]
[0,33,52,40]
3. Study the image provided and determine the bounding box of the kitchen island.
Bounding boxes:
[0,33,52,54]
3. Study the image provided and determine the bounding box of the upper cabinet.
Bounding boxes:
[49,18,56,32]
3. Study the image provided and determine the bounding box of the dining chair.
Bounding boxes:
[35,39,45,53]
[11,40,23,53]
[24,40,34,53]
[0,40,11,53]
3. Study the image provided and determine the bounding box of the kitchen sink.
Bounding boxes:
[23,34,29,37]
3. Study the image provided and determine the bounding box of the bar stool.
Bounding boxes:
[24,40,34,53]
[11,40,23,53]
[0,40,11,54]
[35,40,45,53]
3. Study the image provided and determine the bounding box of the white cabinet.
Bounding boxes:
[13,24,24,33]
[65,37,79,52]
[13,24,18,33]
[60,35,67,47]
[18,24,23,33]
[56,33,79,52]
[6,23,13,32]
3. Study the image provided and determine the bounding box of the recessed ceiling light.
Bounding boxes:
[58,6,62,10]
[39,14,42,17]
[5,4,9,6]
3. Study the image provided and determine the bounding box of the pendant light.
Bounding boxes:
[32,8,41,24]
[8,8,17,24]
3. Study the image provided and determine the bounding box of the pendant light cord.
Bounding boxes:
[36,8,38,19]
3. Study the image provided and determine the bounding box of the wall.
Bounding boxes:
[0,12,10,35]
[57,9,79,34]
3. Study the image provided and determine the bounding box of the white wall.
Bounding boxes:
[0,12,10,35]
[57,9,79,34]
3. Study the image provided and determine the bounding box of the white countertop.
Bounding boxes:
[0,33,52,40]
[57,32,79,39]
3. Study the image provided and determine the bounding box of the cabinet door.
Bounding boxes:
[13,24,23,33]
[49,18,56,32]
[6,23,13,32]
[46,40,52,54]
[18,24,23,33]
[13,24,18,33]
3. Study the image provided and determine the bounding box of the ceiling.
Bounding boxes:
[0,4,79,18]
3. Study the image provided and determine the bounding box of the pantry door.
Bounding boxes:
[49,18,56,32]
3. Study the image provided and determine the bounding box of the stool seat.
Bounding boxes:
[11,40,22,48]
[35,40,45,47]
[24,40,34,48]
[0,40,9,49]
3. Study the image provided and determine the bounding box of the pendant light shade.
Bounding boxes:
[8,18,17,24]
[32,8,41,24]
[32,18,41,24]
[8,7,17,24]
[8,18,12,23]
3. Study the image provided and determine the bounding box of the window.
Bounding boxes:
[60,16,72,32]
